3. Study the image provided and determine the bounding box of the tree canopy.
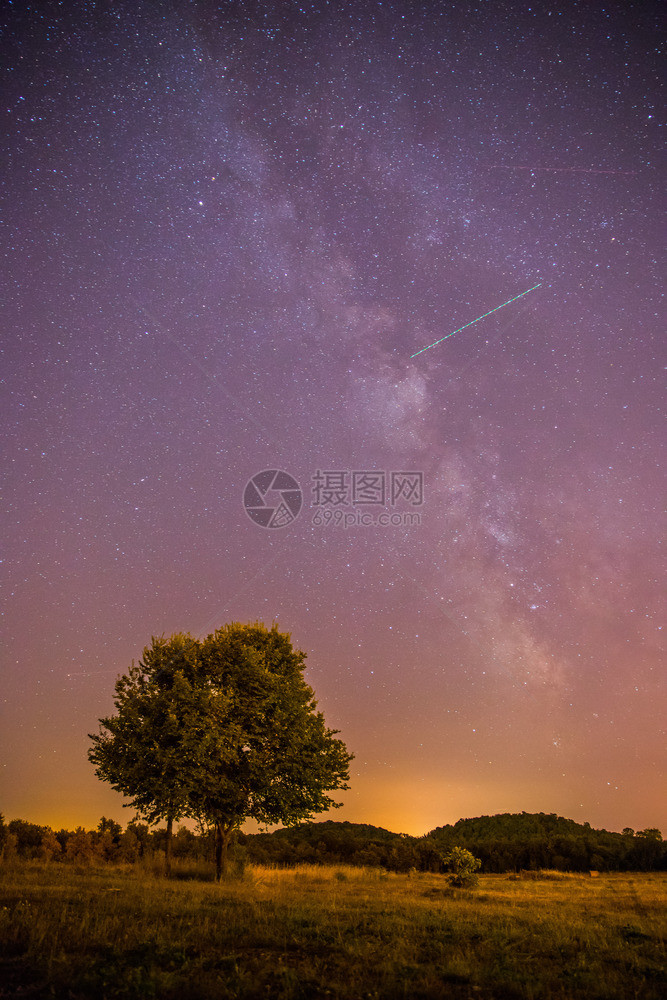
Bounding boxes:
[88,623,353,877]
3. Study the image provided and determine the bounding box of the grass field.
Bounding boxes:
[0,862,665,999]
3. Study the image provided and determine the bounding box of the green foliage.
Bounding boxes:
[88,623,353,878]
[88,633,200,832]
[237,814,667,874]
[425,812,667,873]
[193,623,353,826]
[443,846,482,888]
[2,812,665,875]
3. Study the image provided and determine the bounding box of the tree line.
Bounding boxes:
[241,814,665,872]
[2,813,663,873]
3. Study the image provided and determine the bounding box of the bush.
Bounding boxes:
[444,846,481,888]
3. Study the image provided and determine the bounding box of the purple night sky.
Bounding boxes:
[2,0,664,836]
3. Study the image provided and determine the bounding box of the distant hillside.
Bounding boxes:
[238,820,408,869]
[239,813,665,873]
[423,811,665,873]
[428,811,594,841]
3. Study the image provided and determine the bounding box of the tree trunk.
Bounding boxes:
[165,815,173,878]
[215,821,234,881]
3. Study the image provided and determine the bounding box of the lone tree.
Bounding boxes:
[444,846,482,888]
[88,623,353,879]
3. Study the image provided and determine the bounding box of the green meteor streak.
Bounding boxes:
[410,282,542,358]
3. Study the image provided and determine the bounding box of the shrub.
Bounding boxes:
[444,846,481,888]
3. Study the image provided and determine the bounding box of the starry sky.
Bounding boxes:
[2,0,664,838]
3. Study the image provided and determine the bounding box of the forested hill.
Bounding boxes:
[424,812,664,872]
[240,820,401,869]
[427,811,640,844]
[239,813,665,873]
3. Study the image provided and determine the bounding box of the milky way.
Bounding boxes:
[2,1,664,836]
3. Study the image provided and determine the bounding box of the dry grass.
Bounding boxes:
[0,862,665,998]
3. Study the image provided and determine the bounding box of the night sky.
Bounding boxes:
[2,1,664,838]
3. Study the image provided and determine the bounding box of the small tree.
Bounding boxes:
[125,821,150,858]
[98,817,123,840]
[444,846,482,888]
[88,634,199,875]
[39,828,63,862]
[65,828,96,863]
